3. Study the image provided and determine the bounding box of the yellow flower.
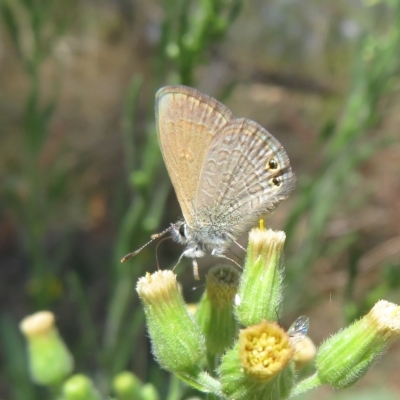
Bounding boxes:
[239,321,293,381]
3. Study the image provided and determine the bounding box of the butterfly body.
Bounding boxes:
[170,219,232,259]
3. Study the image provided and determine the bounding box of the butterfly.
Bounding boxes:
[122,85,295,266]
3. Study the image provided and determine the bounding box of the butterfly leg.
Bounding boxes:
[234,240,246,252]
[192,259,200,280]
[212,249,242,268]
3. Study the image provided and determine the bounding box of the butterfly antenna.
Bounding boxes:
[121,225,174,262]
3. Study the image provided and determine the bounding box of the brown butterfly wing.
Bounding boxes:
[196,118,295,236]
[156,86,233,224]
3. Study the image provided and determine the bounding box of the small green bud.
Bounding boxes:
[20,311,73,386]
[165,42,180,59]
[136,271,206,374]
[141,383,160,400]
[62,374,101,400]
[219,321,295,400]
[235,227,285,326]
[113,371,142,400]
[196,265,239,357]
[316,300,400,388]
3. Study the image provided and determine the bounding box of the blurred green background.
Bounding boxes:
[1,0,400,398]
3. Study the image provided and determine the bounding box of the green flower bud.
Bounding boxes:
[316,300,400,388]
[62,374,101,400]
[113,371,142,400]
[136,271,206,374]
[19,311,73,386]
[196,265,239,358]
[235,227,285,326]
[219,321,295,400]
[141,383,160,400]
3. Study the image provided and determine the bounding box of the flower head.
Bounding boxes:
[137,270,206,373]
[219,320,295,400]
[235,228,285,326]
[20,311,73,385]
[239,321,294,380]
[316,300,400,388]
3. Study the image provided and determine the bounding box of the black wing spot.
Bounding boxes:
[272,176,282,187]
[269,159,278,169]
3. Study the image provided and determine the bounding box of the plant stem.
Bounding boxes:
[290,373,322,397]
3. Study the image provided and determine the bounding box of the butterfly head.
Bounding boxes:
[171,221,206,258]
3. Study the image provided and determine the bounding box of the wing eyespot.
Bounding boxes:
[267,158,278,170]
[272,176,282,187]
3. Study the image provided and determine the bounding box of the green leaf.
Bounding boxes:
[0,1,21,55]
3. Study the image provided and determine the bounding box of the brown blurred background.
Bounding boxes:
[1,0,400,399]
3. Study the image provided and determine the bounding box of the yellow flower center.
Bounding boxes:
[239,321,293,381]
